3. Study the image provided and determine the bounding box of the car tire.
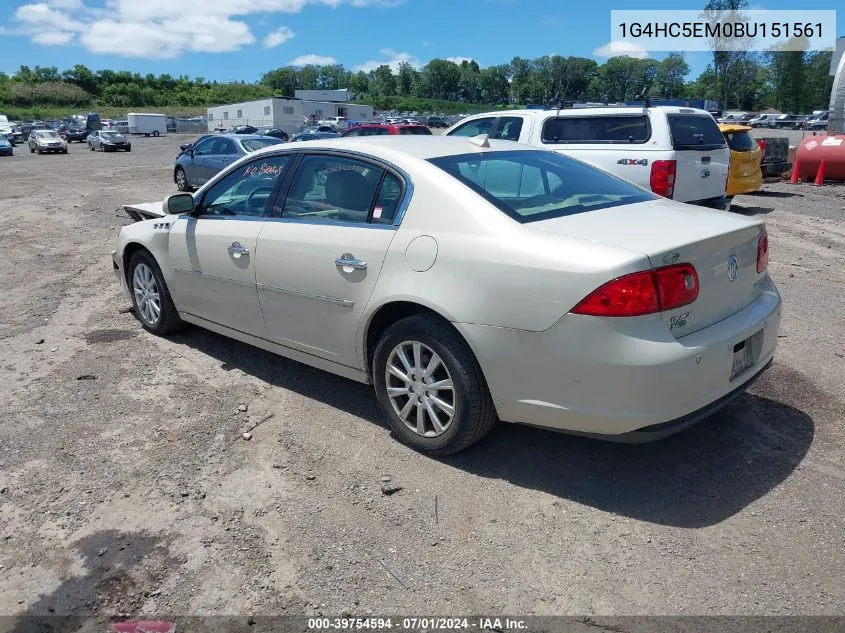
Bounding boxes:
[175,167,190,192]
[153,130,160,137]
[89,143,94,151]
[30,146,34,154]
[127,250,182,336]
[62,149,68,154]
[126,147,132,152]
[372,314,497,455]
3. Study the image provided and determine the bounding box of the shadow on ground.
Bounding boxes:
[731,204,774,216]
[744,190,802,198]
[8,530,177,632]
[170,328,815,529]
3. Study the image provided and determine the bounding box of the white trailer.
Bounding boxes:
[127,113,167,137]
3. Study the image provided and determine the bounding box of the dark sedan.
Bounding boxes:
[66,127,89,142]
[174,134,283,191]
[290,131,340,142]
[88,130,132,152]
[230,125,259,134]
[256,127,289,141]
[0,137,13,157]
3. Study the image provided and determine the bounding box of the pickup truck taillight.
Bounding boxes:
[650,160,676,198]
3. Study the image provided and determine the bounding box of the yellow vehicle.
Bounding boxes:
[719,123,762,201]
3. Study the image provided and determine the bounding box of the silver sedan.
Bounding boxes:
[114,136,781,454]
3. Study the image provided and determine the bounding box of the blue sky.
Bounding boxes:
[0,0,841,82]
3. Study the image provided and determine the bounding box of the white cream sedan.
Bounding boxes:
[113,136,781,454]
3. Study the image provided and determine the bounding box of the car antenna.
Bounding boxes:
[467,133,490,148]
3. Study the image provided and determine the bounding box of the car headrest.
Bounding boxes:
[324,169,370,211]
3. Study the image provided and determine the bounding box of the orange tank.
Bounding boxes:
[794,135,845,181]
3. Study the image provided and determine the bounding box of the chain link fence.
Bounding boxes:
[166,116,209,134]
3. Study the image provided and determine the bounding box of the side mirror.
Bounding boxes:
[180,144,189,151]
[163,193,195,215]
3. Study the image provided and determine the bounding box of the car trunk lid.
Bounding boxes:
[529,199,767,337]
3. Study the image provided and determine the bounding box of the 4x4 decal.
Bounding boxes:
[617,158,649,166]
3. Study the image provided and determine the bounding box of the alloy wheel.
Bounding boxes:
[385,340,456,437]
[132,263,161,326]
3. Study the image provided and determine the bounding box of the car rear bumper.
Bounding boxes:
[761,161,791,178]
[458,275,781,438]
[726,171,763,196]
[687,195,730,211]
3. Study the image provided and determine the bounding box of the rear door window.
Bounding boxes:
[398,126,433,135]
[723,130,756,151]
[492,116,524,141]
[541,115,650,144]
[447,117,496,137]
[667,114,726,150]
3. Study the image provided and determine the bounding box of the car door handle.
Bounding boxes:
[335,256,367,270]
[228,242,249,257]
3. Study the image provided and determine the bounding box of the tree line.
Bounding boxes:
[0,49,834,116]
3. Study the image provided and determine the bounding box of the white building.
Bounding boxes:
[206,96,373,135]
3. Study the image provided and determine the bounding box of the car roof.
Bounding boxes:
[254,135,544,161]
[718,123,752,133]
[460,106,714,118]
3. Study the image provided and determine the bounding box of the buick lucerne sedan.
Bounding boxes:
[114,136,781,455]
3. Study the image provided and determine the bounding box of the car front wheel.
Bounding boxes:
[175,167,190,191]
[127,250,182,335]
[372,315,497,455]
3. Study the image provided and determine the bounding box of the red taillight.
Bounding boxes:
[757,139,767,153]
[649,160,676,198]
[572,264,699,317]
[757,232,768,273]
[655,264,699,311]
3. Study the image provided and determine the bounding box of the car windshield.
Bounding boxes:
[429,149,655,223]
[37,131,59,139]
[240,138,283,152]
[101,131,121,138]
[0,138,9,147]
[398,126,433,135]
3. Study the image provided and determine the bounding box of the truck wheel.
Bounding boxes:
[153,130,160,137]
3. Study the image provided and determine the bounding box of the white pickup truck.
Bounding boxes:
[317,116,349,130]
[444,106,731,210]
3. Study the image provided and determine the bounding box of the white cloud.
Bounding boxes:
[593,40,648,59]
[289,54,338,66]
[421,40,432,47]
[263,26,294,48]
[32,30,75,44]
[7,0,398,59]
[446,56,474,64]
[354,48,420,73]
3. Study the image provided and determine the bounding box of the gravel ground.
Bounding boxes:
[0,136,844,624]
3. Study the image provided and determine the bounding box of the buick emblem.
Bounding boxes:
[727,254,739,282]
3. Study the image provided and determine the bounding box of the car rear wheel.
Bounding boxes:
[175,167,189,191]
[372,315,497,455]
[153,130,160,137]
[128,250,182,335]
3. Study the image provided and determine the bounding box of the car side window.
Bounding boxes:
[492,117,524,141]
[196,156,290,218]
[344,128,360,137]
[447,117,496,137]
[371,173,404,224]
[193,138,215,156]
[281,155,383,224]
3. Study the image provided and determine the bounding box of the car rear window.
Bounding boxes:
[398,126,433,135]
[667,114,726,150]
[723,130,756,151]
[241,138,283,152]
[541,115,650,144]
[429,149,655,224]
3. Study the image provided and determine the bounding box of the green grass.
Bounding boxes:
[0,105,208,121]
